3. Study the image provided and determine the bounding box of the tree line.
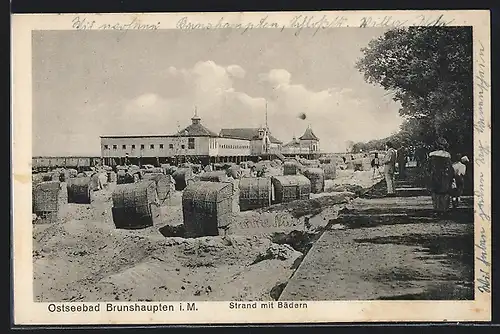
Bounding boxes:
[353,26,473,157]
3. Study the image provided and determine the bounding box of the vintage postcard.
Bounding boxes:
[11,10,491,325]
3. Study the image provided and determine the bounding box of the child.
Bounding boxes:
[451,155,468,208]
[371,153,380,179]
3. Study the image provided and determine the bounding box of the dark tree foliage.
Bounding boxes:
[355,27,473,156]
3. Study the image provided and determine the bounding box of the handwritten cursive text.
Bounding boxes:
[474,41,490,133]
[476,226,490,294]
[474,172,490,222]
[475,140,490,167]
[290,15,348,36]
[72,16,160,31]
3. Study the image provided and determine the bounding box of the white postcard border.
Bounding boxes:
[11,10,491,325]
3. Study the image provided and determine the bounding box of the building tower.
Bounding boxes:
[299,124,320,158]
[262,101,271,153]
[191,106,201,125]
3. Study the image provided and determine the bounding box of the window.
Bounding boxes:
[104,145,109,149]
[112,145,117,150]
[140,144,144,149]
[169,144,173,149]
[181,145,185,149]
[188,138,195,149]
[122,144,126,149]
[131,144,136,149]
[159,144,164,149]
[150,144,155,149]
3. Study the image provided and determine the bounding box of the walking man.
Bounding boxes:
[383,141,397,196]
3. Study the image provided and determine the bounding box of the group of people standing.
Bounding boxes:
[377,138,469,215]
[426,137,469,215]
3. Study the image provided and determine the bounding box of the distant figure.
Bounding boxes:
[168,174,176,193]
[450,155,469,208]
[415,145,426,168]
[257,166,267,177]
[98,172,108,189]
[351,155,355,160]
[426,137,454,215]
[382,141,397,196]
[397,146,407,179]
[371,153,380,179]
[342,156,347,163]
[250,166,257,177]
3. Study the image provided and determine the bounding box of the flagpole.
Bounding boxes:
[265,100,268,130]
[264,101,269,154]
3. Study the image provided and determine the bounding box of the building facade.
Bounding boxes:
[101,113,321,166]
[219,126,283,158]
[281,126,321,159]
[101,114,273,166]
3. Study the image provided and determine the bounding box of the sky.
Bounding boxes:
[32,28,403,156]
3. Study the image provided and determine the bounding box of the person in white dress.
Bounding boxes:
[451,155,469,208]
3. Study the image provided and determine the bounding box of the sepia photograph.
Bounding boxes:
[12,11,491,324]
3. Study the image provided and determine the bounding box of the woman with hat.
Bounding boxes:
[426,137,455,215]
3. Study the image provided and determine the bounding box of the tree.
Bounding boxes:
[351,142,366,153]
[356,27,473,156]
[344,140,355,152]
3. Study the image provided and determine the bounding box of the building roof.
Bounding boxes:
[176,123,219,137]
[283,137,301,148]
[219,128,283,144]
[299,127,319,141]
[176,114,219,137]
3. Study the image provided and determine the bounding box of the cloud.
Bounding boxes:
[259,69,291,88]
[96,61,265,137]
[255,69,402,152]
[134,93,159,108]
[106,63,401,153]
[226,65,246,79]
[39,61,402,155]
